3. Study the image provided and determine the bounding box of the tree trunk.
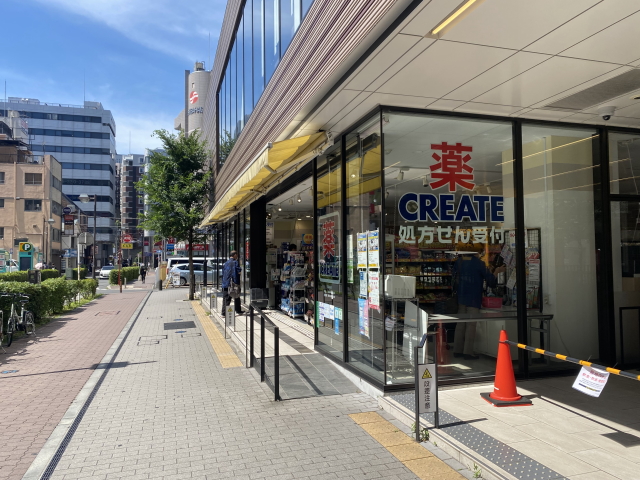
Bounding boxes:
[188,227,195,300]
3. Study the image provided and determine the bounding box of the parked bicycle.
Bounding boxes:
[1,293,35,347]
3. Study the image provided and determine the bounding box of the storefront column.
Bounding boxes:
[512,120,528,376]
[250,197,266,291]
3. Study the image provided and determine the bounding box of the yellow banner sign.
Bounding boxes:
[121,243,133,249]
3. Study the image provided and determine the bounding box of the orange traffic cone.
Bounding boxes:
[435,323,454,375]
[481,330,532,407]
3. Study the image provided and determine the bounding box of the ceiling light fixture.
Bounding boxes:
[296,194,302,203]
[289,198,294,205]
[632,94,640,100]
[428,0,484,38]
[278,205,282,211]
[397,170,404,181]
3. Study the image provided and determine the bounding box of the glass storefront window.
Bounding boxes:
[230,44,237,138]
[522,126,599,369]
[345,115,384,381]
[383,111,515,383]
[610,132,640,195]
[237,19,245,134]
[244,209,251,304]
[316,141,344,360]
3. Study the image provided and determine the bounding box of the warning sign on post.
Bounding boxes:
[572,366,609,398]
[417,364,437,413]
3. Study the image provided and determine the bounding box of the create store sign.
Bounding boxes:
[397,141,505,245]
[319,211,340,284]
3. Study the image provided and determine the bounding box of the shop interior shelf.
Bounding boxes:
[388,259,456,263]
[415,273,451,277]
[416,286,452,290]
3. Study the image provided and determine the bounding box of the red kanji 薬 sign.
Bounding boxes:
[429,142,475,192]
[322,219,335,260]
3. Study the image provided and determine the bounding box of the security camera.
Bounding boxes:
[598,105,616,121]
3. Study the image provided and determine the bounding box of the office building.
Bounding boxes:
[0,97,117,267]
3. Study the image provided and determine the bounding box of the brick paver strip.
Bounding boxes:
[349,412,465,480]
[191,300,242,368]
[42,288,420,480]
[0,291,148,480]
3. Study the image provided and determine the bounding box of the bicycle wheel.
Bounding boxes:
[24,312,35,336]
[5,316,15,347]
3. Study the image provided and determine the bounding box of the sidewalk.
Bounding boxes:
[0,290,149,480]
[33,288,469,480]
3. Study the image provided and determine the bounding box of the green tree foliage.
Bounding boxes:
[218,129,236,167]
[136,129,212,299]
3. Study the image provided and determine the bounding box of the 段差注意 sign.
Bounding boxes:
[417,364,437,413]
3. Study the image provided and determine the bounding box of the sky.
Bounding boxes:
[2,0,227,154]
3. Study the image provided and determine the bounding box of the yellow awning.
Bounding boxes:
[202,132,327,225]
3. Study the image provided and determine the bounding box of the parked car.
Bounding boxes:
[171,264,214,286]
[99,265,115,279]
[8,259,19,272]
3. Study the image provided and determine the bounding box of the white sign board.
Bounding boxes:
[572,366,609,397]
[225,305,235,329]
[417,364,437,413]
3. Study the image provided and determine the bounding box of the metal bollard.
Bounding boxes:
[158,279,163,291]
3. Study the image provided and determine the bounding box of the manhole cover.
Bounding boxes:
[95,311,120,316]
[164,321,196,330]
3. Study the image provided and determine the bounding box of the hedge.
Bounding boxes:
[72,268,87,280]
[0,269,60,282]
[109,266,140,285]
[0,278,98,321]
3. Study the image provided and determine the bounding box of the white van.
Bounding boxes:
[163,257,215,276]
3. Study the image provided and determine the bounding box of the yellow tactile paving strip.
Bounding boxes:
[192,301,243,368]
[349,412,464,480]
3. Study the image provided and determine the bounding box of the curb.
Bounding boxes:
[22,289,153,480]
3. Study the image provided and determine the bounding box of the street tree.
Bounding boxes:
[137,129,212,299]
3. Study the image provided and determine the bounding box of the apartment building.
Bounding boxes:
[0,97,117,266]
[0,132,63,269]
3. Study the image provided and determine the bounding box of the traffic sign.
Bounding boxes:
[121,243,133,249]
[19,242,33,253]
[63,206,72,215]
[122,234,133,243]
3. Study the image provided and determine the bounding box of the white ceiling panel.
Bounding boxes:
[612,103,640,119]
[298,89,362,132]
[445,51,550,101]
[400,0,465,36]
[442,0,600,50]
[561,113,600,123]
[345,34,421,92]
[365,38,435,92]
[560,11,640,65]
[425,99,465,111]
[527,1,640,55]
[377,40,513,99]
[529,65,631,109]
[473,56,620,107]
[456,102,524,116]
[519,109,574,121]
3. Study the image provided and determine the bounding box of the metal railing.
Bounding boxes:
[249,302,280,401]
[0,153,44,164]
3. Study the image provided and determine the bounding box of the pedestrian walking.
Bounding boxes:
[221,250,244,316]
[140,264,147,283]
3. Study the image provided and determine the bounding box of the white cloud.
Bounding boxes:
[31,0,227,61]
[110,110,175,154]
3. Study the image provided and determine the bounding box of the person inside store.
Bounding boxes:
[288,243,297,251]
[221,250,245,316]
[453,251,505,360]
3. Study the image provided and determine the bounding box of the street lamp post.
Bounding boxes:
[47,218,54,266]
[79,193,97,278]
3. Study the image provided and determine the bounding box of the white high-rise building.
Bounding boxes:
[0,97,117,264]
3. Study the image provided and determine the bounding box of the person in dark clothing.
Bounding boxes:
[452,253,505,359]
[221,250,244,315]
[140,264,147,283]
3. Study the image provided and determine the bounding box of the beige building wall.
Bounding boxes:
[0,153,62,266]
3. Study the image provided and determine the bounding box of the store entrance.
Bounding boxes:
[265,177,315,325]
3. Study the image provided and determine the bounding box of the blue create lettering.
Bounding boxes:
[399,193,418,222]
[397,193,505,222]
[490,196,504,222]
[455,194,477,222]
[419,194,439,221]
[440,194,455,221]
[474,196,489,222]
